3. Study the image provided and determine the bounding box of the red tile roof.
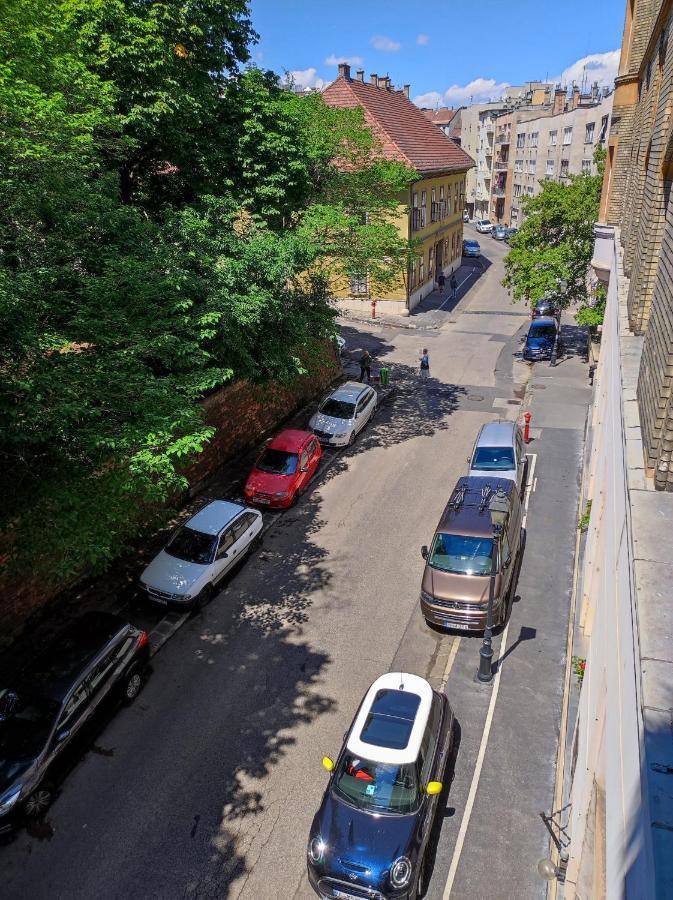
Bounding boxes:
[422,107,459,127]
[323,77,474,176]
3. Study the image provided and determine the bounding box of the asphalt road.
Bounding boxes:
[0,233,585,899]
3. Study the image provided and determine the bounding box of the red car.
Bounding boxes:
[244,429,322,509]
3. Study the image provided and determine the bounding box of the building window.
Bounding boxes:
[421,190,427,227]
[530,132,539,148]
[350,274,368,295]
[546,159,554,176]
[549,130,557,146]
[410,260,416,289]
[581,158,592,174]
[439,185,445,219]
[524,159,528,174]
[516,133,525,149]
[563,126,573,145]
[599,115,609,143]
[514,159,523,173]
[431,187,437,222]
[585,122,595,144]
[428,245,434,278]
[529,159,536,175]
[513,183,522,197]
[560,159,570,177]
[419,254,425,283]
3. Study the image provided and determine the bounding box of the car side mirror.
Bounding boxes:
[426,781,443,796]
[55,727,70,744]
[421,545,429,560]
[322,756,335,773]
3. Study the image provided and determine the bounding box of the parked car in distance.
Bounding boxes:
[491,224,508,240]
[140,500,262,608]
[523,316,561,361]
[504,227,518,243]
[0,612,150,833]
[307,671,454,899]
[244,430,321,509]
[463,210,469,222]
[420,476,523,631]
[475,219,493,233]
[309,381,377,448]
[468,420,526,495]
[531,297,561,319]
[463,239,481,258]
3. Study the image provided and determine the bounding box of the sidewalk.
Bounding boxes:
[425,316,593,898]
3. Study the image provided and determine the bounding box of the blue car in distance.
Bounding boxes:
[462,238,481,258]
[307,672,455,899]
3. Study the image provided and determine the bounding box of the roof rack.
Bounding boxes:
[450,484,467,509]
[479,484,493,511]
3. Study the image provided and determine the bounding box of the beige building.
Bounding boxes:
[508,91,613,226]
[461,102,507,219]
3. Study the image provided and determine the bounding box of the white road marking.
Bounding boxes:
[442,450,537,898]
[533,476,538,493]
[440,637,462,691]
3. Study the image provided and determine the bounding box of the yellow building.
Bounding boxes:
[323,64,474,314]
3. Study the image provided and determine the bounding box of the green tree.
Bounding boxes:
[503,146,604,309]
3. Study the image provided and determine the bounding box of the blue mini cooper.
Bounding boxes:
[307,672,455,899]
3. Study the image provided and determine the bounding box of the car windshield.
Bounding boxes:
[333,752,420,814]
[165,526,216,565]
[0,689,59,760]
[256,448,298,476]
[429,533,494,576]
[472,447,515,471]
[320,398,356,419]
[529,324,556,338]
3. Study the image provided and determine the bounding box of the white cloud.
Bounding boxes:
[413,77,509,108]
[371,35,401,52]
[417,34,430,46]
[287,68,327,90]
[556,49,620,88]
[325,54,364,66]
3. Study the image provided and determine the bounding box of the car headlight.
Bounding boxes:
[334,432,348,439]
[308,836,326,863]
[0,785,22,816]
[390,856,412,889]
[274,491,290,498]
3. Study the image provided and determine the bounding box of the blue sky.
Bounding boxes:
[248,0,625,106]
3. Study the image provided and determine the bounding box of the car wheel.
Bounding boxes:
[348,431,356,446]
[193,584,213,612]
[24,785,53,819]
[122,665,144,704]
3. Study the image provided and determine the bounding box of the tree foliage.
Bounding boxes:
[0,1,415,580]
[503,146,604,309]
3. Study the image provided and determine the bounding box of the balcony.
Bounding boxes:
[494,160,509,170]
[492,184,506,197]
[495,131,510,145]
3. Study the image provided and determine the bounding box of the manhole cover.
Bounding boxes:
[467,394,484,402]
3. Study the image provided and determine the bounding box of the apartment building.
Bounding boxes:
[461,102,507,219]
[508,91,613,225]
[558,2,673,896]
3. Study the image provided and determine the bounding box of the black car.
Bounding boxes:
[523,316,562,361]
[531,297,561,319]
[0,612,149,832]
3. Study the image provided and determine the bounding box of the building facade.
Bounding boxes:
[323,65,474,315]
[508,92,613,226]
[461,103,506,219]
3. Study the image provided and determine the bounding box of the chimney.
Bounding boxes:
[383,76,392,91]
[370,72,378,86]
[403,84,410,98]
[337,63,351,80]
[376,75,385,89]
[356,69,364,82]
[553,87,566,116]
[572,85,580,110]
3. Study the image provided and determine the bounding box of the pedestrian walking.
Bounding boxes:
[419,348,430,383]
[359,349,372,383]
[450,273,458,300]
[437,272,446,293]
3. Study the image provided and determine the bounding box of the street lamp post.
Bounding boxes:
[477,521,503,684]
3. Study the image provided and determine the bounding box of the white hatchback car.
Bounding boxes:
[140,500,263,609]
[309,381,377,447]
[467,420,526,494]
[475,219,493,233]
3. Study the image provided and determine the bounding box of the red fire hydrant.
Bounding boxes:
[371,299,377,320]
[523,411,532,444]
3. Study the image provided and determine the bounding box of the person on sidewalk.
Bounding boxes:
[359,350,372,383]
[437,271,446,293]
[419,349,430,383]
[450,273,458,300]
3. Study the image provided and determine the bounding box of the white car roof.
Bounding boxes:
[476,420,517,448]
[186,500,248,535]
[329,381,369,403]
[346,672,433,766]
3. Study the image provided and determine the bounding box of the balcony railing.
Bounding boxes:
[492,185,506,197]
[495,132,510,144]
[494,160,509,170]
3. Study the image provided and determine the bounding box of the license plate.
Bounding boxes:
[151,595,168,605]
[450,621,472,630]
[332,891,360,900]
[256,498,271,505]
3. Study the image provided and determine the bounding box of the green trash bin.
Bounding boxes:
[379,367,390,386]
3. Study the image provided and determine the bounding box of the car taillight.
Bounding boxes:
[137,630,149,649]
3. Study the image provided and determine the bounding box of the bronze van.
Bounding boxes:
[420,476,523,631]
